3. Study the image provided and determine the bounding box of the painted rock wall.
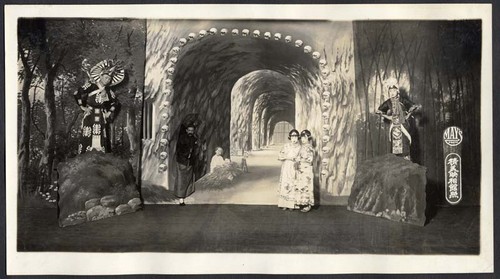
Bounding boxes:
[292,22,357,197]
[230,70,296,153]
[142,20,356,200]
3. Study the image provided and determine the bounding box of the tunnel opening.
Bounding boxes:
[142,21,358,204]
[226,69,298,202]
[166,34,319,188]
[230,70,295,155]
[270,121,294,145]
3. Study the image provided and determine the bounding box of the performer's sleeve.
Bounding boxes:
[278,144,286,160]
[401,96,417,111]
[193,137,200,157]
[305,146,314,164]
[74,86,88,108]
[108,90,121,121]
[175,134,184,152]
[175,135,185,164]
[377,99,390,114]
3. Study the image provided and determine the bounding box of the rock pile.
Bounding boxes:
[195,162,244,191]
[57,151,142,227]
[347,154,427,226]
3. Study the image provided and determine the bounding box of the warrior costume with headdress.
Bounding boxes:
[295,134,315,209]
[377,79,420,158]
[74,59,125,154]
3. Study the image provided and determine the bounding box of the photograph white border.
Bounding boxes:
[5,4,493,275]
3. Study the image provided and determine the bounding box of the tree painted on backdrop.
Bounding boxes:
[354,21,481,205]
[18,19,44,198]
[17,18,145,198]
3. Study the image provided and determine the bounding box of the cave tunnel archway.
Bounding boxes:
[271,121,294,145]
[142,22,357,200]
[253,92,295,151]
[165,33,319,183]
[230,69,296,154]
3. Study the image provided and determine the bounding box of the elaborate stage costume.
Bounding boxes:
[74,59,124,154]
[295,142,315,209]
[377,79,420,159]
[377,96,417,157]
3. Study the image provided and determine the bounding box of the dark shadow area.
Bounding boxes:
[425,179,441,225]
[141,184,177,203]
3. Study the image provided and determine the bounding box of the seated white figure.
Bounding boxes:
[210,147,225,173]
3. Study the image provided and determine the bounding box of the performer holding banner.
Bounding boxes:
[376,78,421,161]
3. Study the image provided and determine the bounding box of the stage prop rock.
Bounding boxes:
[194,162,244,191]
[347,154,427,226]
[57,151,142,227]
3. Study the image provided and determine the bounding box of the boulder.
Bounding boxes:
[115,204,134,215]
[194,162,243,191]
[61,211,87,227]
[127,197,142,211]
[347,154,427,226]
[57,151,141,227]
[101,195,119,207]
[86,205,115,221]
[85,198,101,210]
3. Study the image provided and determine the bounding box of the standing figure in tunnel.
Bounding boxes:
[74,59,123,154]
[241,150,249,173]
[376,79,421,161]
[174,123,198,206]
[277,129,301,210]
[295,130,315,212]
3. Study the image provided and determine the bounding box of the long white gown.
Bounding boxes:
[278,142,301,209]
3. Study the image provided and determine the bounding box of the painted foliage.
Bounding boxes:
[354,21,481,205]
[17,18,145,206]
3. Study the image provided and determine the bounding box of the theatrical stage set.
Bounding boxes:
[17,18,481,254]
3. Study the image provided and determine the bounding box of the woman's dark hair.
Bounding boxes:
[300,129,312,140]
[288,129,300,140]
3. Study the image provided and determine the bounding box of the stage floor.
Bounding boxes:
[17,205,479,254]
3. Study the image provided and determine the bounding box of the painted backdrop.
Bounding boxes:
[141,20,356,203]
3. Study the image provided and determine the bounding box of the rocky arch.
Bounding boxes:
[142,21,356,198]
[251,91,295,151]
[269,117,294,145]
[230,70,296,154]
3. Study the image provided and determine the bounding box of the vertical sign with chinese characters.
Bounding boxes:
[443,126,463,205]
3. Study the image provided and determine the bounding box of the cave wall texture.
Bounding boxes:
[142,20,356,200]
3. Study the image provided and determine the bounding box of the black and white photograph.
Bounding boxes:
[5,3,494,275]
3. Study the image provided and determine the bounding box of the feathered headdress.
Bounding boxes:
[385,77,399,90]
[90,59,125,86]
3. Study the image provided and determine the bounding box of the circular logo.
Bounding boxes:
[443,126,463,147]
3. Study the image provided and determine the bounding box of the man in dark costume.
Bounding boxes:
[174,123,198,206]
[376,79,421,161]
[74,59,124,154]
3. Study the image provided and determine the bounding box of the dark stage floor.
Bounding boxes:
[17,205,479,254]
